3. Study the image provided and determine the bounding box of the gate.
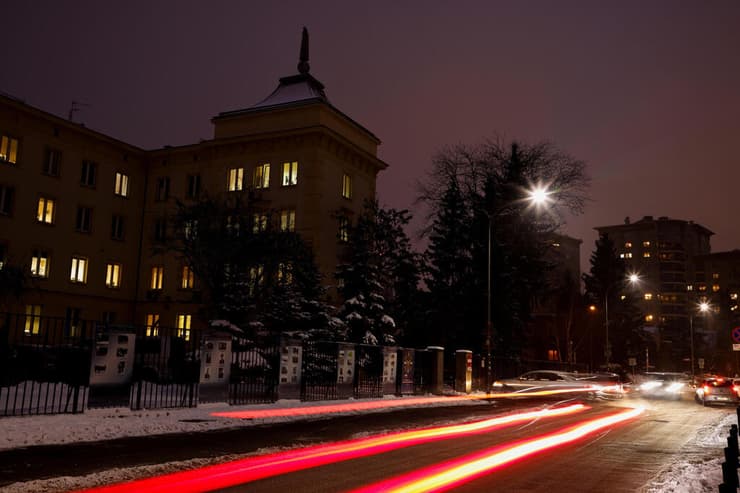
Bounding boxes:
[354,344,383,398]
[229,335,280,405]
[301,340,339,401]
[0,313,92,416]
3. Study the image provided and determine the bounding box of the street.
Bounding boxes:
[68,395,732,493]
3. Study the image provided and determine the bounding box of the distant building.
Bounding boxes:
[528,233,582,364]
[595,215,713,370]
[0,30,387,332]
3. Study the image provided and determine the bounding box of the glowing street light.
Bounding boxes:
[604,273,640,369]
[690,301,711,380]
[485,184,554,391]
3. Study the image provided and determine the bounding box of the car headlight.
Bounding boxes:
[640,381,662,391]
[666,382,684,393]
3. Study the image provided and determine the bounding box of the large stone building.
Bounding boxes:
[0,32,387,333]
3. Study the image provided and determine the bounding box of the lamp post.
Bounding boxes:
[485,185,552,391]
[603,273,639,370]
[689,301,710,381]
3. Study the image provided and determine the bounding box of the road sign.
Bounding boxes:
[733,344,740,352]
[733,327,740,343]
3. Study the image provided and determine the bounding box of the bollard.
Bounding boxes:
[736,405,740,428]
[719,482,734,493]
[721,458,739,489]
[730,426,740,466]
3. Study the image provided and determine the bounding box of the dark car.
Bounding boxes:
[695,377,740,406]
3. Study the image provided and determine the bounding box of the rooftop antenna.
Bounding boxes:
[297,26,310,74]
[68,100,91,122]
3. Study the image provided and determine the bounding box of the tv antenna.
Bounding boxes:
[68,100,91,122]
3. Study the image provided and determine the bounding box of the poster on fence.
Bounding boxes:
[89,329,136,385]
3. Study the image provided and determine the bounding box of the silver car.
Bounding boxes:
[492,370,605,395]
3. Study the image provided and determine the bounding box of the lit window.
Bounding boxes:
[81,160,97,187]
[31,250,50,278]
[24,304,41,335]
[249,265,264,296]
[643,252,651,258]
[619,253,625,259]
[339,217,349,242]
[154,218,167,242]
[43,148,61,176]
[282,161,298,186]
[228,167,244,191]
[644,293,653,300]
[70,256,88,283]
[699,285,707,292]
[145,314,160,337]
[0,134,19,164]
[731,293,738,301]
[342,174,352,199]
[37,197,55,224]
[712,273,720,280]
[0,184,14,215]
[687,285,693,291]
[712,284,720,292]
[547,349,559,361]
[732,305,738,312]
[186,174,200,199]
[625,252,633,259]
[176,314,192,341]
[114,172,129,197]
[624,242,632,248]
[106,263,122,288]
[645,314,654,322]
[253,163,270,188]
[76,206,93,233]
[278,262,293,284]
[642,241,650,247]
[111,215,125,240]
[252,213,268,233]
[280,210,295,232]
[181,265,194,289]
[150,266,164,290]
[620,295,626,300]
[155,177,170,201]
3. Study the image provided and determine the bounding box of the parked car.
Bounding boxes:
[491,370,620,397]
[635,372,689,399]
[695,377,740,406]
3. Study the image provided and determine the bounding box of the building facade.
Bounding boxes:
[595,215,713,370]
[0,34,387,333]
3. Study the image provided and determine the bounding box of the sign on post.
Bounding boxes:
[732,327,740,343]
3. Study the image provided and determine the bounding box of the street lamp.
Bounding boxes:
[485,184,552,391]
[689,301,710,381]
[603,273,640,370]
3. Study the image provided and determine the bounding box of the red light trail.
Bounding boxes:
[74,404,587,493]
[348,406,645,493]
[211,389,598,420]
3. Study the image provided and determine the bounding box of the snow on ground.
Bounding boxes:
[640,411,736,493]
[0,397,737,493]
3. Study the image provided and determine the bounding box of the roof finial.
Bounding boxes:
[298,26,310,74]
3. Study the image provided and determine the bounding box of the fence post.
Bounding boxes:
[730,425,739,466]
[722,452,739,488]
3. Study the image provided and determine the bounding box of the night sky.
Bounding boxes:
[3,1,739,273]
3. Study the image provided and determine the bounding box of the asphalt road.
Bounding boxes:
[0,394,731,492]
[215,397,728,493]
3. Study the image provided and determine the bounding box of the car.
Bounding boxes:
[491,370,616,397]
[635,372,689,399]
[695,377,740,406]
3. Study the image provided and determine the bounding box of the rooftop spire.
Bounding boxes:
[298,27,310,74]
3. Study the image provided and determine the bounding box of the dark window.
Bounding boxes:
[155,177,170,201]
[111,215,125,240]
[101,311,116,324]
[43,148,61,176]
[65,307,82,337]
[154,218,167,242]
[0,185,14,215]
[0,243,6,269]
[81,160,97,187]
[186,174,201,199]
[76,206,93,233]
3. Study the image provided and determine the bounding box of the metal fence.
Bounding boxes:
[354,344,383,399]
[0,313,92,416]
[229,335,280,405]
[301,340,340,401]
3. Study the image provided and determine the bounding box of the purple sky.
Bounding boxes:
[2,1,739,273]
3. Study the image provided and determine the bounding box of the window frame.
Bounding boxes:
[341,173,352,199]
[181,265,194,290]
[105,262,122,288]
[111,214,125,241]
[42,148,62,177]
[150,265,164,290]
[75,206,93,233]
[69,256,88,284]
[186,174,201,199]
[280,209,296,232]
[176,313,192,341]
[114,172,130,197]
[0,184,14,216]
[36,196,56,224]
[24,304,42,335]
[281,161,298,186]
[0,134,20,165]
[253,163,270,189]
[228,167,244,191]
[80,160,97,187]
[30,249,51,278]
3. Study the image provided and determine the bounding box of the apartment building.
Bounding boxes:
[0,33,387,332]
[595,215,713,368]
